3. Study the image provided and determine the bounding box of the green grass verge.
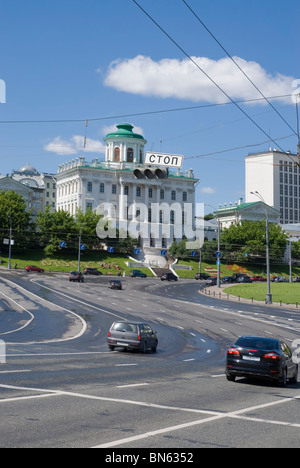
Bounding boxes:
[0,250,154,276]
[224,283,300,305]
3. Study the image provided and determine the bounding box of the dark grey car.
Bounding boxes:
[108,321,158,353]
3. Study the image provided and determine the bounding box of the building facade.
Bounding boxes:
[245,149,300,224]
[56,123,199,250]
[215,198,280,229]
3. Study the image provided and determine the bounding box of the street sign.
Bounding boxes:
[108,247,114,253]
[60,241,66,248]
[3,239,14,246]
[145,152,184,169]
[161,250,167,256]
[216,261,221,266]
[216,251,221,258]
[191,251,197,257]
[80,244,86,251]
[134,249,140,255]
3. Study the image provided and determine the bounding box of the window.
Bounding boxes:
[171,190,176,201]
[124,185,129,196]
[160,189,164,200]
[127,148,134,163]
[86,202,93,211]
[136,187,141,197]
[148,208,152,223]
[170,210,175,225]
[149,188,153,198]
[114,147,120,162]
[183,192,187,202]
[100,183,105,193]
[87,182,93,192]
[112,184,117,194]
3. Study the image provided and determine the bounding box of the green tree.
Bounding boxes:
[220,220,287,261]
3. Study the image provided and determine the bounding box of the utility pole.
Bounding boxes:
[250,191,272,304]
[78,230,82,273]
[8,215,12,270]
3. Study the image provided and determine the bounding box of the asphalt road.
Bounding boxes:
[0,271,300,448]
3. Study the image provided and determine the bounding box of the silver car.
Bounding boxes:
[108,321,158,353]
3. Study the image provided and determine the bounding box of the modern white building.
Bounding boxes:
[245,149,300,224]
[56,123,199,251]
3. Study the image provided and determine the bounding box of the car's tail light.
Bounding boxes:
[108,331,111,338]
[264,352,280,360]
[138,334,141,342]
[227,347,240,355]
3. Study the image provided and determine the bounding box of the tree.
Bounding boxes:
[220,220,287,261]
[0,191,33,250]
[36,208,78,256]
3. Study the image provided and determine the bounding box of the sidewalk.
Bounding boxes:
[199,283,300,311]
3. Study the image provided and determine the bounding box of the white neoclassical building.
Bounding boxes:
[56,123,199,252]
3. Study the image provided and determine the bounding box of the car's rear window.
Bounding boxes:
[112,323,138,333]
[236,337,279,350]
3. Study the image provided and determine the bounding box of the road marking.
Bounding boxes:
[0,370,31,374]
[115,364,138,367]
[116,383,149,388]
[0,277,87,344]
[1,383,300,448]
[183,358,195,362]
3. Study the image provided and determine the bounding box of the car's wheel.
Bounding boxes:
[151,341,158,353]
[108,345,115,351]
[141,341,147,354]
[290,365,298,384]
[280,367,287,387]
[226,373,236,382]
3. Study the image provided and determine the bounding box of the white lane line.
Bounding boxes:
[0,277,87,344]
[0,370,31,374]
[0,290,35,335]
[115,364,138,367]
[116,383,149,389]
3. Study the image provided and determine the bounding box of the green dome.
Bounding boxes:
[104,123,146,141]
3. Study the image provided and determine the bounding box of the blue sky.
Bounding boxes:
[0,0,299,212]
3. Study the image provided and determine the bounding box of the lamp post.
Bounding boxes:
[205,204,221,288]
[250,191,272,304]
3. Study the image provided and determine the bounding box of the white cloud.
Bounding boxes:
[200,187,216,194]
[45,136,105,156]
[104,55,294,104]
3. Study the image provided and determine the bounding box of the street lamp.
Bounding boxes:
[250,191,272,304]
[205,204,221,288]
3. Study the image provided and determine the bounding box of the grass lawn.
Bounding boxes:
[0,250,153,276]
[225,283,300,305]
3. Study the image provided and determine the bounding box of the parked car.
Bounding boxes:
[69,271,85,283]
[222,276,233,284]
[226,336,298,386]
[251,276,267,282]
[25,265,44,273]
[205,277,218,286]
[231,273,245,283]
[161,272,178,282]
[273,276,289,283]
[83,268,102,276]
[236,276,252,283]
[109,280,122,290]
[130,269,147,278]
[108,321,158,353]
[195,273,210,280]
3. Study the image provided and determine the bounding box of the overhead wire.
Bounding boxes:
[0,94,293,125]
[132,0,295,162]
[182,0,297,138]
